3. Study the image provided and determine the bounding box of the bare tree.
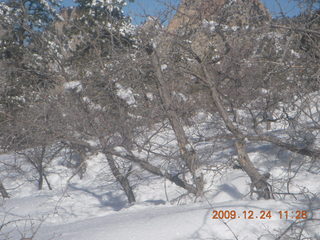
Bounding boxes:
[150,47,204,196]
[17,144,63,190]
[0,181,9,198]
[137,0,275,199]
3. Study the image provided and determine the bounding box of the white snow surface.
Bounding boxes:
[161,64,168,71]
[1,146,320,240]
[116,83,136,105]
[19,200,320,240]
[63,81,83,92]
[1,105,320,239]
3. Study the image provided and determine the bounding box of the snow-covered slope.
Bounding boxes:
[1,138,320,240]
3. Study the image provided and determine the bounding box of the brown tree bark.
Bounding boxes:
[104,152,135,204]
[110,150,199,195]
[235,140,271,199]
[201,64,271,199]
[247,134,320,157]
[151,49,203,196]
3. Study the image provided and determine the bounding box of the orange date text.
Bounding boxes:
[211,210,308,220]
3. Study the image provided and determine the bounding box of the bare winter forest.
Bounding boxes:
[1,0,320,239]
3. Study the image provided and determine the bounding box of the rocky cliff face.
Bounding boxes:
[164,0,271,60]
[167,0,270,33]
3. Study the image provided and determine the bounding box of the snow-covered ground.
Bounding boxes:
[1,107,320,240]
[1,142,320,240]
[18,200,320,240]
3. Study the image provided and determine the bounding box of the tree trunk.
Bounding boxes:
[247,134,320,157]
[235,140,271,199]
[201,64,271,199]
[266,121,271,131]
[151,49,203,196]
[111,149,199,195]
[38,165,43,190]
[0,181,9,198]
[43,173,52,190]
[38,145,46,190]
[104,152,135,204]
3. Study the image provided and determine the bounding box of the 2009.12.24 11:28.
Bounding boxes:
[211,210,308,220]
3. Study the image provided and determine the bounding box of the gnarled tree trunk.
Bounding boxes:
[202,64,271,199]
[111,149,199,195]
[235,140,271,199]
[151,49,204,196]
[104,152,135,204]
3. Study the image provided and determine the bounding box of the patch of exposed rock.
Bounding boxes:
[165,0,271,59]
[168,0,270,33]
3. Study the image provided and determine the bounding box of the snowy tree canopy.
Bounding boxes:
[75,0,134,29]
[0,0,61,30]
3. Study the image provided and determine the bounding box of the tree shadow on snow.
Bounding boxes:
[68,184,127,211]
[144,199,166,205]
[217,184,244,199]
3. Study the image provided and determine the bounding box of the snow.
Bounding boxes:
[146,92,154,100]
[203,20,240,32]
[202,20,219,31]
[259,88,269,95]
[1,134,320,240]
[2,92,320,239]
[152,39,157,49]
[115,83,136,105]
[2,2,320,238]
[88,0,126,12]
[161,64,168,71]
[173,91,188,102]
[82,96,104,110]
[63,81,83,92]
[114,146,129,156]
[291,49,301,58]
[28,200,317,240]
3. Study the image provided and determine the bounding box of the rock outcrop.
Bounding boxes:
[164,0,271,60]
[168,0,270,33]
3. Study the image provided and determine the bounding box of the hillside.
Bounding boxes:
[1,0,320,239]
